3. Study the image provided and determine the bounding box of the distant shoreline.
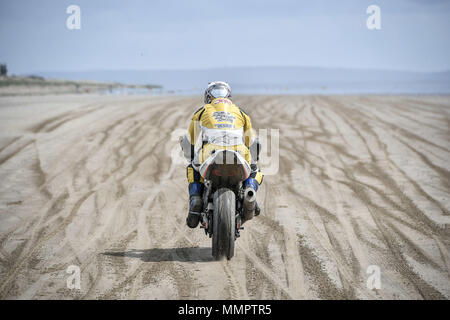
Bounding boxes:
[0,75,162,96]
[35,66,450,95]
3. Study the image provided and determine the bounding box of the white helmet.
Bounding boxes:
[204,81,232,104]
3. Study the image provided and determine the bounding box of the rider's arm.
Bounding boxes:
[185,107,204,161]
[241,111,255,148]
[241,110,261,164]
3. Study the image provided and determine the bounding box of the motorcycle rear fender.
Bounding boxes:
[199,149,251,181]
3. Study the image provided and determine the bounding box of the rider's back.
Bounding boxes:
[190,98,254,164]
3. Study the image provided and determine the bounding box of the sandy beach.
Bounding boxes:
[0,93,449,299]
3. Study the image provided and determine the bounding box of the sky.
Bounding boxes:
[1,0,450,74]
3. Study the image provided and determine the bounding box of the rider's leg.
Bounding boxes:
[186,164,204,228]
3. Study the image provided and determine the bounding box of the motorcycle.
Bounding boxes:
[193,149,257,260]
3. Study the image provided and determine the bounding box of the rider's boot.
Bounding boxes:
[186,182,204,228]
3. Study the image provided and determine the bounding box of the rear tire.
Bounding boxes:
[212,188,235,260]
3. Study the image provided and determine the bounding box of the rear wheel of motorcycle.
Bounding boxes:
[212,188,235,260]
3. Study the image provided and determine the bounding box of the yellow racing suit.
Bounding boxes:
[185,98,263,186]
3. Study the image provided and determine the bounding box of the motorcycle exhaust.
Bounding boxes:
[242,187,256,222]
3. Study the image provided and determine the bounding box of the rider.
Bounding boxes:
[180,81,263,228]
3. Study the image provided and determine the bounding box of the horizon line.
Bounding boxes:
[22,65,450,76]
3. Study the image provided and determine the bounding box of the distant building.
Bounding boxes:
[0,64,7,76]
